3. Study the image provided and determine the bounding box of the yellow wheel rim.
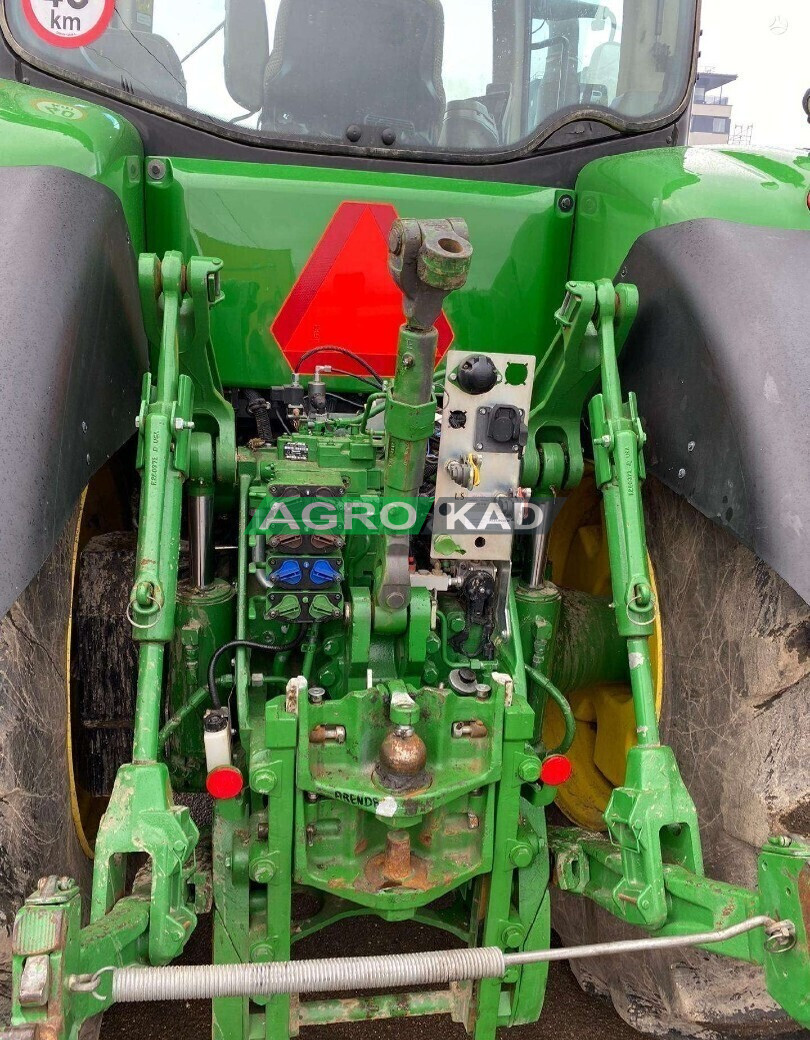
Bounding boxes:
[66,489,96,858]
[66,467,129,856]
[543,469,663,831]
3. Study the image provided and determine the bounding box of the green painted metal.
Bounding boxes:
[0,79,145,252]
[537,280,809,1022]
[296,988,461,1027]
[8,878,149,1037]
[166,579,236,789]
[144,158,574,390]
[571,146,810,282]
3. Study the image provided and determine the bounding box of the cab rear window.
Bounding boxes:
[3,0,697,158]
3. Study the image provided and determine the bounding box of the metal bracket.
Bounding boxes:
[90,763,198,966]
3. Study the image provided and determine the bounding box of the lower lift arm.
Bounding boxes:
[2,254,230,1040]
[544,279,810,1029]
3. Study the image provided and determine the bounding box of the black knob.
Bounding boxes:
[346,124,362,143]
[381,127,397,146]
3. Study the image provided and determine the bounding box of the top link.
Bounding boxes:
[388,218,472,331]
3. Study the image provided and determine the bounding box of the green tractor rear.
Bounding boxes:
[0,2,808,1038]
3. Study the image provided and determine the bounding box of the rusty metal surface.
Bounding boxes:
[363,830,431,893]
[376,730,428,786]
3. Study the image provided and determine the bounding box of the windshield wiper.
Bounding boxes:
[180,20,225,65]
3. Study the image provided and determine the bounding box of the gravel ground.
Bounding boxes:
[101,916,639,1040]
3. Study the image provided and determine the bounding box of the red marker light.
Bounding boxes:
[540,754,572,787]
[206,765,244,800]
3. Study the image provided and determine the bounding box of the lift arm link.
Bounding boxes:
[549,828,810,1029]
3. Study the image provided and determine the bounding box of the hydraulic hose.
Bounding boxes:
[252,533,272,589]
[526,666,576,755]
[207,640,280,711]
[293,346,384,387]
[244,389,274,443]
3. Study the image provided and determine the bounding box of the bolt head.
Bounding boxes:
[250,940,274,962]
[251,766,278,794]
[250,855,276,884]
[501,924,525,948]
[148,159,167,181]
[558,194,575,213]
[510,843,534,869]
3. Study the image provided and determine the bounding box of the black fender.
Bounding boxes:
[0,166,147,617]
[618,218,810,603]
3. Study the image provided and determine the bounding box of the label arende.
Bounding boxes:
[22,0,115,48]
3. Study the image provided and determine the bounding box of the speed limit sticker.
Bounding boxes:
[21,0,115,48]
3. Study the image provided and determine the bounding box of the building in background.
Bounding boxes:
[689,70,739,144]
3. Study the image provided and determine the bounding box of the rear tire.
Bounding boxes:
[553,477,810,1037]
[0,505,92,1019]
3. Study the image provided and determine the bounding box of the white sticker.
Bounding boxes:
[22,0,115,49]
[32,98,86,120]
[375,796,398,818]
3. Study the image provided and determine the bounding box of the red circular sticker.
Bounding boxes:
[21,0,115,49]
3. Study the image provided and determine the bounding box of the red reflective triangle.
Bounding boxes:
[271,201,454,379]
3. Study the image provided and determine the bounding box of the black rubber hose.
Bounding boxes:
[207,634,306,710]
[207,640,276,711]
[244,389,274,442]
[293,346,384,387]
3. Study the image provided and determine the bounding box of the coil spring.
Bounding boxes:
[112,946,506,1003]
